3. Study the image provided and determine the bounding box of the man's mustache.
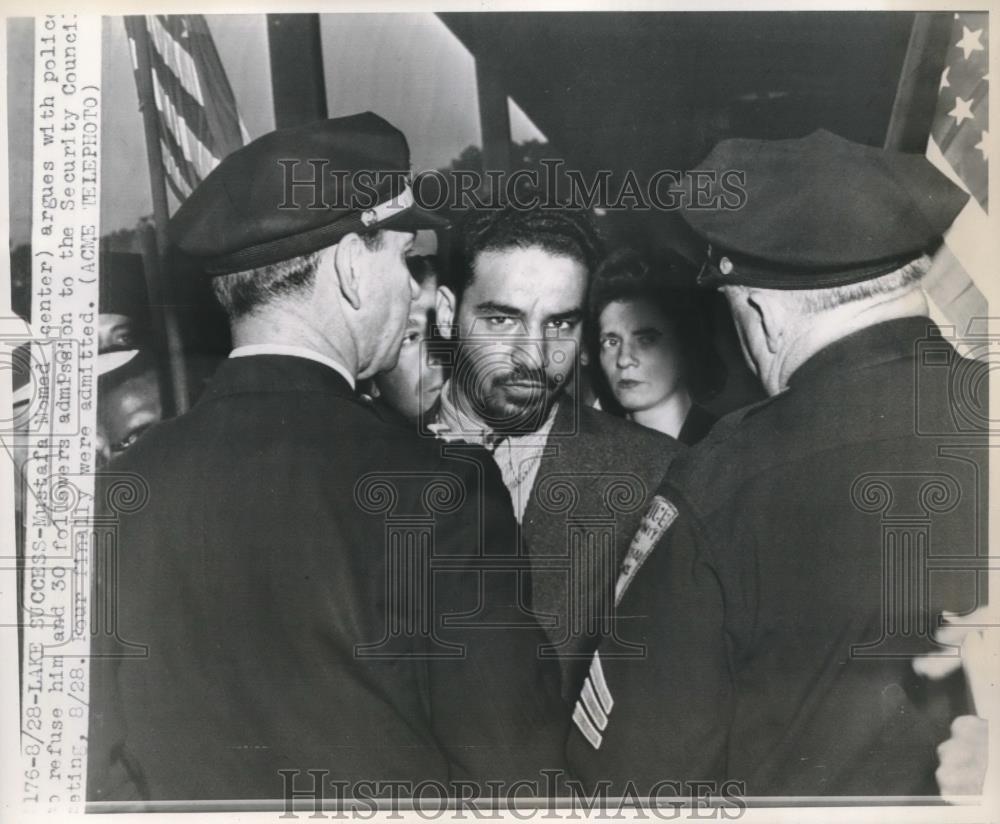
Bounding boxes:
[491,365,559,391]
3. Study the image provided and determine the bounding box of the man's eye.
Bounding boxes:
[546,319,576,332]
[112,426,151,454]
[637,333,661,347]
[600,336,619,349]
[402,332,422,346]
[485,316,516,328]
[112,433,140,454]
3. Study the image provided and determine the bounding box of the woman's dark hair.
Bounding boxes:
[586,248,722,411]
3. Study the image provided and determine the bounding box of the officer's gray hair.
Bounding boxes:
[211,231,383,320]
[785,254,932,314]
[211,251,322,319]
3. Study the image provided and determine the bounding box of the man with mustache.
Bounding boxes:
[426,206,685,703]
[86,115,567,803]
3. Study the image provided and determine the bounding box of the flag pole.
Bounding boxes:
[266,14,328,128]
[884,12,952,152]
[125,15,190,415]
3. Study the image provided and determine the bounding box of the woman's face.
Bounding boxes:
[598,298,685,413]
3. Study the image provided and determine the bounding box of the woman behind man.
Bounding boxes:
[588,248,718,445]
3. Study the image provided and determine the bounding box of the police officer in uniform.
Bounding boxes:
[87,113,566,803]
[566,130,988,797]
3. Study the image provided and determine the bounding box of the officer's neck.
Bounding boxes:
[773,288,929,395]
[230,303,358,379]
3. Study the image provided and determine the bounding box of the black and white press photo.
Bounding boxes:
[1,3,996,819]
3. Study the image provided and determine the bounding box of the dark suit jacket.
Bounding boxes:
[567,318,986,796]
[87,355,566,803]
[521,395,684,700]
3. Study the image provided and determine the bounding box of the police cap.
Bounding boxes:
[680,129,969,289]
[170,112,448,276]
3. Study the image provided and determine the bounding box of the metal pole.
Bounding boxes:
[125,15,190,415]
[884,12,952,152]
[267,14,328,128]
[475,54,512,176]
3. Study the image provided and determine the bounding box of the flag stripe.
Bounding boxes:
[147,41,222,160]
[127,35,138,72]
[179,16,246,161]
[155,14,199,54]
[150,68,220,177]
[160,140,194,199]
[157,119,201,194]
[125,13,246,214]
[160,137,195,192]
[147,15,205,105]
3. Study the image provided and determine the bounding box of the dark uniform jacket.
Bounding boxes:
[87,355,567,803]
[522,396,684,701]
[567,318,988,797]
[677,403,717,446]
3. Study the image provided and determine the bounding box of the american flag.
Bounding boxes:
[921,12,990,334]
[124,15,248,205]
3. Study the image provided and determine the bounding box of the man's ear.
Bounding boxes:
[333,233,364,311]
[435,285,456,338]
[746,289,784,354]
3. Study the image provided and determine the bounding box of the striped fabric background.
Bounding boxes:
[124,15,248,206]
[921,11,991,339]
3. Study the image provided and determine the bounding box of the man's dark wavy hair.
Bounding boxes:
[452,205,604,298]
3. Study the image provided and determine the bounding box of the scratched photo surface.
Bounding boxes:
[3,6,995,818]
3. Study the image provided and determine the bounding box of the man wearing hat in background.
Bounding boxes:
[14,249,160,597]
[566,130,988,797]
[87,112,567,803]
[97,251,151,353]
[93,251,164,468]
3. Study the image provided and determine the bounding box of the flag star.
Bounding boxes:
[956,26,984,60]
[940,66,951,91]
[948,96,975,125]
[975,131,989,160]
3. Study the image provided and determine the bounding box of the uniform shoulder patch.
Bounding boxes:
[613,494,679,606]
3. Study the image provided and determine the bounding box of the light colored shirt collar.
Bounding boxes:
[229,343,356,390]
[492,407,558,522]
[431,379,497,446]
[431,379,559,522]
